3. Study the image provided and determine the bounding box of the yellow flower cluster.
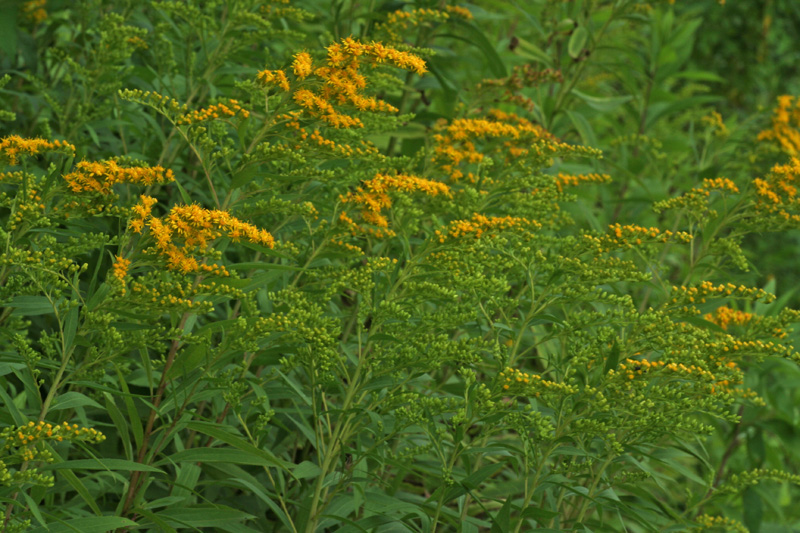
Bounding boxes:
[256,69,291,92]
[292,51,313,79]
[258,38,426,129]
[670,282,774,306]
[654,176,739,216]
[280,113,379,156]
[128,278,235,311]
[3,421,105,461]
[433,110,553,180]
[5,420,105,446]
[129,281,202,310]
[126,35,148,50]
[259,0,305,19]
[668,0,725,4]
[499,367,578,396]
[610,357,743,397]
[176,99,250,125]
[553,172,611,192]
[435,214,541,243]
[704,306,752,330]
[293,89,366,128]
[129,196,274,275]
[708,338,789,359]
[585,224,692,252]
[757,95,800,155]
[701,110,729,137]
[129,194,158,233]
[0,176,47,229]
[693,515,747,533]
[377,6,473,42]
[340,173,451,237]
[752,158,800,223]
[119,89,189,117]
[111,255,131,283]
[0,135,75,165]
[63,160,175,195]
[330,37,427,74]
[20,0,47,24]
[702,176,739,193]
[378,8,450,41]
[444,5,473,19]
[331,239,364,255]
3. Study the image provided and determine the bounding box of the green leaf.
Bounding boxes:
[44,459,164,473]
[132,509,178,533]
[743,486,763,533]
[50,391,103,411]
[115,366,143,448]
[572,89,633,112]
[451,19,507,78]
[63,305,79,354]
[566,110,598,147]
[644,95,721,128]
[231,165,259,189]
[0,4,17,57]
[520,506,559,523]
[167,343,208,379]
[674,70,726,83]
[103,392,133,460]
[568,26,588,59]
[0,362,25,377]
[182,421,289,469]
[85,124,101,147]
[161,448,277,466]
[173,179,193,205]
[748,428,766,466]
[604,338,620,374]
[513,37,553,67]
[425,59,459,118]
[490,495,513,533]
[293,461,322,479]
[56,467,103,515]
[0,385,26,425]
[228,478,295,531]
[8,295,54,316]
[29,516,138,533]
[153,506,255,529]
[22,492,47,527]
[462,462,507,491]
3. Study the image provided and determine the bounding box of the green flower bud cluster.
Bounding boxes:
[118,89,188,123]
[717,468,800,495]
[1,421,105,491]
[692,514,748,533]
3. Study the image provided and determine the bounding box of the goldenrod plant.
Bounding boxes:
[1,0,800,531]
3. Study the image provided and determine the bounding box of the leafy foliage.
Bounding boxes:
[1,0,800,531]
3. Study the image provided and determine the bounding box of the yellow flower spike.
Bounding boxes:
[758,95,800,155]
[63,160,174,195]
[177,99,250,125]
[0,135,76,165]
[111,256,131,283]
[257,69,290,91]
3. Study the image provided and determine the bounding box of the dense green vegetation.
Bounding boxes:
[2,0,800,531]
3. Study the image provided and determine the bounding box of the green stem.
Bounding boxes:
[571,454,615,525]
